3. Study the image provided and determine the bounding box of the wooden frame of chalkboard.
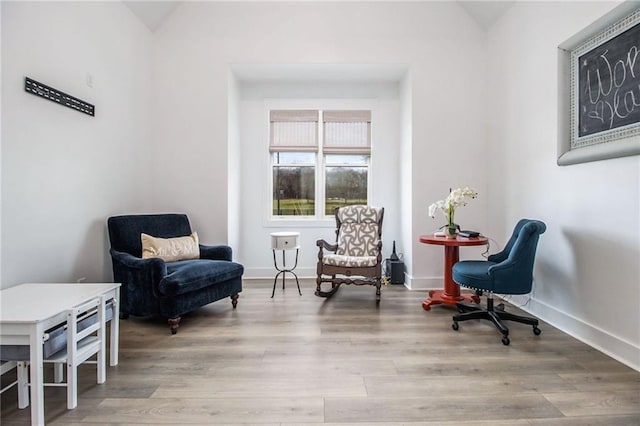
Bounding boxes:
[557,3,640,166]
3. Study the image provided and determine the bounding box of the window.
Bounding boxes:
[325,154,368,215]
[272,152,315,216]
[270,109,371,218]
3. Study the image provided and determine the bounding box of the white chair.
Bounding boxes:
[0,361,29,408]
[17,295,107,409]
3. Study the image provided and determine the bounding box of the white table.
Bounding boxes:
[0,283,120,426]
[270,232,301,298]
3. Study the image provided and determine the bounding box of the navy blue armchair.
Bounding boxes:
[107,214,243,334]
[451,219,546,345]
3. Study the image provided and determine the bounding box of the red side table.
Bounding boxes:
[419,234,489,310]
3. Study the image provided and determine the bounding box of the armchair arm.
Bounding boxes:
[316,239,338,252]
[109,249,167,316]
[110,249,166,272]
[199,244,233,261]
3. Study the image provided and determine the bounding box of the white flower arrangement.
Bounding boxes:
[428,187,478,231]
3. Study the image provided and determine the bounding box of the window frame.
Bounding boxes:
[265,100,375,226]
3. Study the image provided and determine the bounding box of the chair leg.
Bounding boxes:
[375,280,381,305]
[455,302,482,313]
[97,298,106,385]
[16,362,29,409]
[168,317,181,335]
[487,311,509,337]
[231,294,239,309]
[453,309,510,345]
[454,310,493,322]
[97,346,106,385]
[67,361,77,409]
[496,310,541,336]
[496,310,539,326]
[315,279,341,298]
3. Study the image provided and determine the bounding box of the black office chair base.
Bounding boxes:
[452,296,541,345]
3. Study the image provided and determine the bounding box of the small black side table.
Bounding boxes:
[270,232,301,297]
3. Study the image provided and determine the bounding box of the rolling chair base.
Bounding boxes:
[452,296,541,345]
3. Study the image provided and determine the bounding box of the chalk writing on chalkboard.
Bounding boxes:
[578,22,640,138]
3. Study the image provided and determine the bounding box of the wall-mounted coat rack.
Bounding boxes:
[24,77,95,117]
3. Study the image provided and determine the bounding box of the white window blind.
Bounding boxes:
[323,110,371,154]
[269,110,319,152]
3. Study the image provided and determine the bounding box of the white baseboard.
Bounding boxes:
[506,295,640,372]
[404,274,442,291]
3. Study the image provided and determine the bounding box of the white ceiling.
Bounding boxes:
[123,1,515,33]
[123,1,181,32]
[458,1,515,30]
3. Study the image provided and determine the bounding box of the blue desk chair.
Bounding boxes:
[451,219,546,345]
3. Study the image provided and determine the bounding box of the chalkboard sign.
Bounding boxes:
[578,21,640,137]
[559,4,640,165]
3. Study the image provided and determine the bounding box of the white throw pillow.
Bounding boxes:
[141,232,200,262]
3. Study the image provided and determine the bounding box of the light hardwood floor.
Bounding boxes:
[2,280,639,425]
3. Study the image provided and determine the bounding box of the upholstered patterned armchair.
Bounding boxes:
[107,214,244,334]
[315,205,384,304]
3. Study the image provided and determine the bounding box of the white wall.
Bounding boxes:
[151,1,488,284]
[0,2,3,284]
[1,1,153,288]
[399,72,413,281]
[227,72,241,255]
[487,1,640,370]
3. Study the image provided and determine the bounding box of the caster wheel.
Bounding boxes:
[533,326,542,336]
[501,336,510,345]
[452,322,459,331]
